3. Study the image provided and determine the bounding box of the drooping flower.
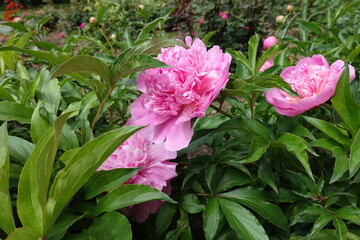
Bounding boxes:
[263,36,278,50]
[266,55,356,116]
[98,126,177,222]
[79,22,85,29]
[128,37,231,151]
[259,60,274,72]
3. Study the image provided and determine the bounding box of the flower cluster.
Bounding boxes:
[99,37,231,222]
[266,54,356,116]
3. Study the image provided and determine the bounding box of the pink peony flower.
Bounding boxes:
[259,60,274,72]
[98,127,177,222]
[58,33,65,38]
[263,36,278,50]
[22,12,27,17]
[128,37,231,151]
[218,12,228,19]
[199,17,205,24]
[79,22,85,29]
[37,11,43,15]
[266,55,356,116]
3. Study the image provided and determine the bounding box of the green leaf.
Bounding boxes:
[227,49,251,73]
[310,213,333,237]
[255,44,286,74]
[156,204,177,236]
[1,22,28,32]
[303,116,351,148]
[248,34,260,74]
[51,56,111,83]
[350,130,360,177]
[297,20,324,36]
[111,54,170,83]
[218,198,269,240]
[117,38,188,65]
[0,123,15,234]
[89,212,132,240]
[41,78,61,115]
[330,147,349,183]
[92,184,176,216]
[333,218,347,240]
[135,17,166,44]
[272,133,315,180]
[336,206,360,225]
[0,86,15,102]
[0,102,33,124]
[45,126,142,233]
[227,74,292,95]
[180,194,205,214]
[331,66,360,136]
[238,136,270,163]
[17,112,75,235]
[5,227,40,240]
[83,168,140,200]
[30,104,51,144]
[220,187,288,231]
[216,118,271,142]
[47,212,84,240]
[203,197,220,240]
[97,4,113,22]
[258,161,278,193]
[0,46,71,65]
[8,136,34,165]
[214,168,252,193]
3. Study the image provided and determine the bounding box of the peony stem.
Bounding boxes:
[210,103,235,119]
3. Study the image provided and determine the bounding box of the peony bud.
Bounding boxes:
[276,15,285,24]
[58,33,65,38]
[22,12,27,17]
[89,16,97,24]
[79,22,85,29]
[110,33,117,40]
[263,36,278,50]
[12,17,22,23]
[139,4,145,9]
[286,5,294,12]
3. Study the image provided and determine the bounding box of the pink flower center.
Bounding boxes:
[284,65,335,98]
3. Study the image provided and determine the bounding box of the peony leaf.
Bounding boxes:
[218,198,269,240]
[330,147,349,183]
[333,218,347,240]
[88,212,132,240]
[0,102,33,124]
[0,122,15,234]
[47,212,84,240]
[310,213,333,237]
[45,126,142,234]
[91,184,176,216]
[82,168,140,200]
[331,66,360,136]
[349,130,360,177]
[203,197,220,240]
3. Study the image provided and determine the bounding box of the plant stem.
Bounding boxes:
[97,26,115,55]
[91,86,114,129]
[210,103,235,119]
[250,93,255,119]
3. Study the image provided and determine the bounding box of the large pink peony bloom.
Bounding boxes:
[129,37,231,151]
[266,55,356,116]
[98,126,177,222]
